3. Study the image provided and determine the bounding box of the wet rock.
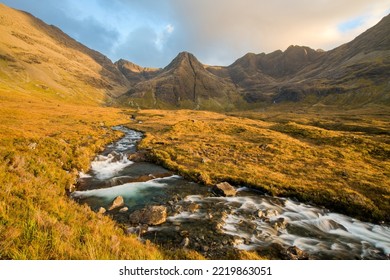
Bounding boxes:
[180,237,190,248]
[119,207,129,213]
[255,209,264,218]
[213,182,237,197]
[271,218,287,231]
[129,205,167,226]
[108,196,124,211]
[128,151,148,162]
[108,151,122,162]
[95,155,107,161]
[188,203,200,213]
[265,209,279,218]
[127,224,148,236]
[237,220,257,231]
[98,207,106,214]
[286,246,309,260]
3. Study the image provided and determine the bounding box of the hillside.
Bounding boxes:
[0,3,129,104]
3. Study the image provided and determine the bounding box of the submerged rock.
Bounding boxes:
[129,205,167,225]
[213,182,237,197]
[108,196,125,211]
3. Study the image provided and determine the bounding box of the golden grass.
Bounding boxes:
[0,88,170,259]
[130,108,390,223]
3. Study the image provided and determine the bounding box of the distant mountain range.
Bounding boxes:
[1,3,389,109]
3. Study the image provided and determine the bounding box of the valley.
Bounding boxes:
[0,3,389,260]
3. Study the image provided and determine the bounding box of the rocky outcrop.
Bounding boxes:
[108,196,125,211]
[128,205,167,225]
[212,182,237,197]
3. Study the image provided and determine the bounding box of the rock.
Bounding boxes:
[188,203,200,213]
[28,142,37,150]
[286,246,309,260]
[119,207,129,213]
[202,246,209,252]
[271,217,287,230]
[255,209,264,218]
[108,196,124,211]
[180,230,189,237]
[213,182,237,197]
[108,151,122,162]
[128,151,147,162]
[98,207,106,214]
[265,209,279,218]
[129,205,167,225]
[95,155,107,161]
[180,237,190,248]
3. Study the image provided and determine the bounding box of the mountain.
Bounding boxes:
[118,14,389,109]
[1,2,388,109]
[117,52,244,110]
[114,59,161,84]
[0,3,130,104]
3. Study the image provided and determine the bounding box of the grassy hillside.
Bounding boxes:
[0,86,167,259]
[130,107,390,223]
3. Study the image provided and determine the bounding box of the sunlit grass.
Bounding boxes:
[131,108,390,223]
[0,88,169,259]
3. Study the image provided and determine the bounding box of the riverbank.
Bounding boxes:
[72,126,390,259]
[129,108,390,224]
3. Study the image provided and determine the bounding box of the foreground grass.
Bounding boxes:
[0,89,171,259]
[131,107,389,223]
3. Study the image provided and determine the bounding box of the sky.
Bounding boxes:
[1,0,390,67]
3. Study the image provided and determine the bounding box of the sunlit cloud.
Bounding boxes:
[1,0,389,67]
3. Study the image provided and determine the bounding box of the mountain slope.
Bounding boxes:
[118,52,244,110]
[0,4,130,104]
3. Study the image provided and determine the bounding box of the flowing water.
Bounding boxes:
[71,126,390,259]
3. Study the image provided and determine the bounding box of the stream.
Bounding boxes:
[71,126,390,259]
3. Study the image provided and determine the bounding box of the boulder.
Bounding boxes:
[212,182,237,197]
[108,196,124,211]
[119,207,129,213]
[129,205,167,225]
[285,246,309,260]
[98,207,106,214]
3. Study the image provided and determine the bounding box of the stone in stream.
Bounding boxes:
[108,196,125,211]
[119,207,129,213]
[129,205,167,226]
[180,237,190,248]
[212,182,237,197]
[285,246,309,260]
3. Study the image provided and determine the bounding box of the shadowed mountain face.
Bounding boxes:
[0,4,130,104]
[117,52,243,110]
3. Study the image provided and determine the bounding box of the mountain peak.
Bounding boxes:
[164,51,203,71]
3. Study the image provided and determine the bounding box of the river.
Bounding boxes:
[71,126,390,259]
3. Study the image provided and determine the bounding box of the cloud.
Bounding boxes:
[2,0,390,67]
[168,0,390,65]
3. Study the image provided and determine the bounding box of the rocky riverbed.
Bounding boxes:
[71,126,390,259]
